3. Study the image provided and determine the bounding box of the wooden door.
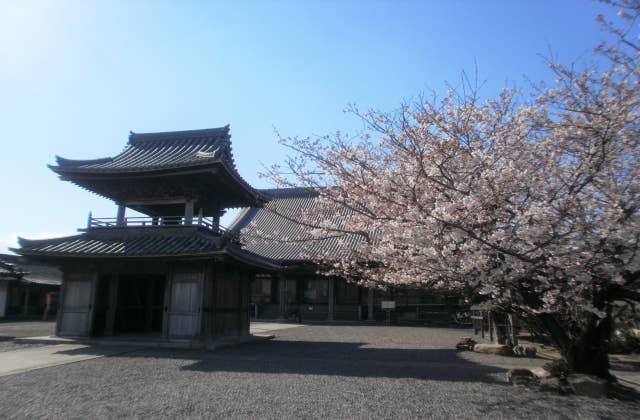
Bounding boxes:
[58,274,95,337]
[168,269,202,338]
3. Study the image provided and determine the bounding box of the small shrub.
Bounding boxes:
[544,359,571,380]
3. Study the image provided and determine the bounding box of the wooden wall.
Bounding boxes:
[209,262,250,338]
[57,269,96,337]
[54,258,252,342]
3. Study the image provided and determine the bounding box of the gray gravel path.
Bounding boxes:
[0,320,55,352]
[0,320,55,338]
[0,340,44,353]
[0,324,638,419]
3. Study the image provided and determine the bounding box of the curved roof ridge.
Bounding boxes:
[257,187,320,199]
[16,233,83,247]
[50,126,235,173]
[46,125,268,208]
[128,125,230,143]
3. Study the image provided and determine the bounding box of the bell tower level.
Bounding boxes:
[49,126,266,233]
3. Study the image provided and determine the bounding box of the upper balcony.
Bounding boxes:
[87,215,230,235]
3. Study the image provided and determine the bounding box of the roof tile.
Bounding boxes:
[229,188,365,262]
[52,126,233,173]
[17,228,224,258]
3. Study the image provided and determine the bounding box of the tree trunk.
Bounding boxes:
[542,312,613,380]
[562,314,613,380]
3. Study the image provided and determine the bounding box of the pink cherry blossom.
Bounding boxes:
[257,1,640,379]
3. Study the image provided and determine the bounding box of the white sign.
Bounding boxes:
[381,301,395,310]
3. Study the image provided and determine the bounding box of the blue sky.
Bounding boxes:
[0,0,616,252]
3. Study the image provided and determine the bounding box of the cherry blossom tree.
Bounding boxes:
[260,1,640,379]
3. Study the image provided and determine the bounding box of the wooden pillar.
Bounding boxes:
[327,278,334,321]
[213,209,224,232]
[184,201,194,225]
[357,285,363,321]
[116,205,126,226]
[488,311,494,342]
[278,275,286,319]
[237,268,244,337]
[508,313,518,346]
[201,263,214,340]
[144,279,155,332]
[0,281,7,318]
[22,288,31,316]
[367,288,374,321]
[105,276,119,336]
[162,272,172,339]
[55,278,67,336]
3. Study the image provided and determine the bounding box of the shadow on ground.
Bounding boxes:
[53,338,507,383]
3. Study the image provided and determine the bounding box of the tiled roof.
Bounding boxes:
[229,188,365,262]
[16,227,225,258]
[0,254,62,285]
[51,127,234,174]
[0,260,19,278]
[48,126,267,208]
[13,229,281,269]
[14,187,365,266]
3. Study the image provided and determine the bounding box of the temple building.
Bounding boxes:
[15,126,454,347]
[0,254,61,319]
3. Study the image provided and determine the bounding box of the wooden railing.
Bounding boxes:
[88,215,229,234]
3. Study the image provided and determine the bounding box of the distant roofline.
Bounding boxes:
[257,187,319,197]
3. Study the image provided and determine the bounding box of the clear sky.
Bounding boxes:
[0,0,616,253]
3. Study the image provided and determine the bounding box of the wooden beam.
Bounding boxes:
[125,198,188,206]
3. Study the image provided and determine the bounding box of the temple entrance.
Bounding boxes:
[92,275,166,336]
[114,275,166,335]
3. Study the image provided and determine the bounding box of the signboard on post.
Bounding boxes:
[381,301,395,325]
[381,301,395,310]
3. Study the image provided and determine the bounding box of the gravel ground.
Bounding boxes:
[0,339,44,353]
[0,320,54,352]
[1,324,639,419]
[0,320,55,338]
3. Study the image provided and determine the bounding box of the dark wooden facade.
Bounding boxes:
[53,257,252,347]
[248,271,455,324]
